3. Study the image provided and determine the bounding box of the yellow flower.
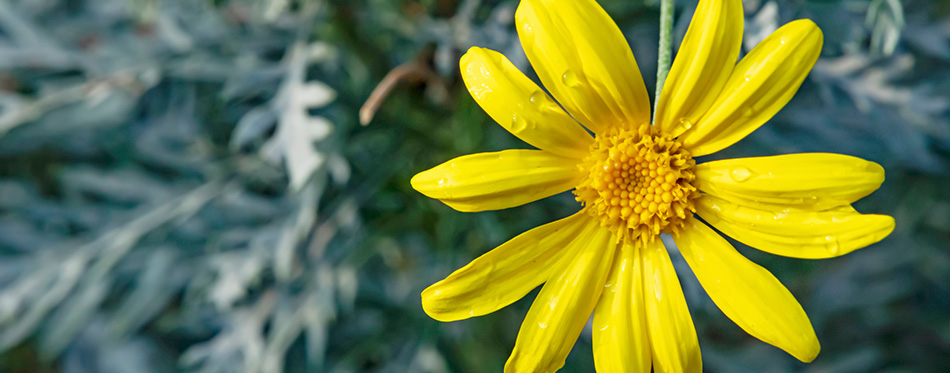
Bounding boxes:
[411,0,895,371]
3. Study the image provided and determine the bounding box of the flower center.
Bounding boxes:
[574,123,698,246]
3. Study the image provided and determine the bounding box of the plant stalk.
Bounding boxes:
[653,0,674,124]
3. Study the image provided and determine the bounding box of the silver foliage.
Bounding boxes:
[0,0,352,372]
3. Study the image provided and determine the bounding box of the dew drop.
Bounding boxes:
[729,167,754,182]
[523,24,533,36]
[674,118,693,134]
[510,113,529,133]
[743,75,751,82]
[529,90,546,108]
[562,70,580,87]
[469,84,491,100]
[824,236,841,255]
[742,107,756,118]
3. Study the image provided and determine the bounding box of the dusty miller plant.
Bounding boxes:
[0,0,357,372]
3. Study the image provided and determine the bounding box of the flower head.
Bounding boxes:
[411,0,895,371]
[573,123,699,246]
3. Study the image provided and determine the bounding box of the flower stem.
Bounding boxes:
[653,0,674,124]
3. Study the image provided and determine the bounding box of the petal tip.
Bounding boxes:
[869,160,886,184]
[789,18,824,45]
[787,18,819,32]
[878,214,897,238]
[421,286,465,322]
[409,170,429,194]
[794,339,821,363]
[464,45,485,55]
[460,46,489,66]
[862,214,896,246]
[513,0,533,23]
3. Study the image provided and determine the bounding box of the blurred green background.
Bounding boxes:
[0,0,947,372]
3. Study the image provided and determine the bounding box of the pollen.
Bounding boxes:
[574,123,699,246]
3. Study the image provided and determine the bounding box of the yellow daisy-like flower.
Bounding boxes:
[411,0,895,371]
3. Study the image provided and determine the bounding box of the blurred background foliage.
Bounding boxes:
[0,0,947,372]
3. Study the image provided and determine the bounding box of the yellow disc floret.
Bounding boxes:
[574,123,698,246]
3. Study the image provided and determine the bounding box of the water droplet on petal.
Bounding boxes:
[824,236,841,255]
[529,90,545,108]
[562,70,580,87]
[729,167,754,182]
[744,76,751,82]
[702,211,721,224]
[468,83,492,100]
[673,118,693,134]
[742,107,756,119]
[511,113,528,133]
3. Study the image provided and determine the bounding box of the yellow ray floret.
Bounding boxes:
[676,218,820,362]
[411,149,579,212]
[591,241,652,372]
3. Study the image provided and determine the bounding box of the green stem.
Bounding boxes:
[653,0,674,124]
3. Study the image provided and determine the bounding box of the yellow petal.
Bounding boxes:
[411,150,578,212]
[655,0,743,136]
[461,47,593,159]
[696,195,895,259]
[592,241,651,372]
[506,222,616,373]
[676,218,820,362]
[421,211,589,322]
[695,153,886,211]
[641,238,701,373]
[680,20,824,156]
[515,0,651,134]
